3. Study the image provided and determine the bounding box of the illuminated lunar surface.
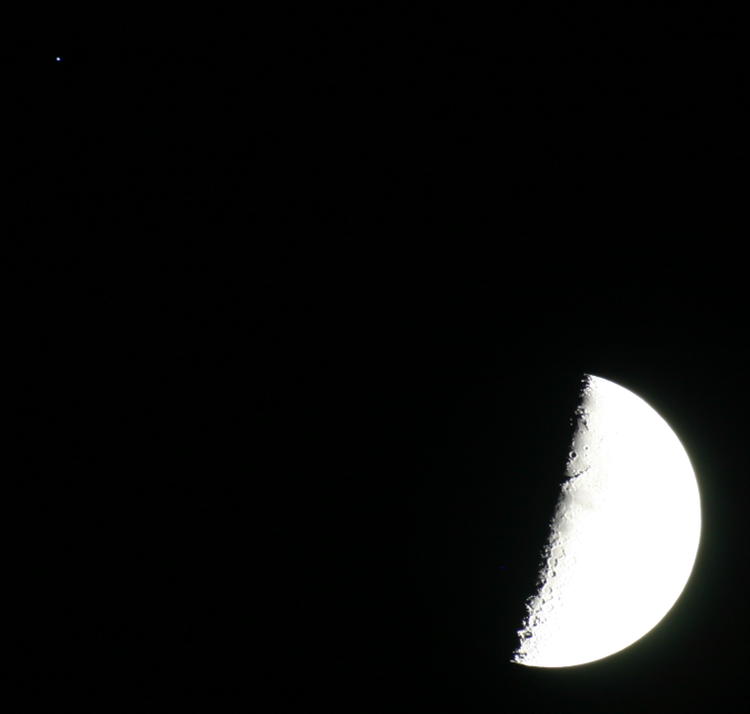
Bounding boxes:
[513,375,701,668]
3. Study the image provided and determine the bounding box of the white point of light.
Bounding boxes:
[513,374,701,668]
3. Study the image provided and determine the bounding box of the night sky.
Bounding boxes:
[5,10,749,709]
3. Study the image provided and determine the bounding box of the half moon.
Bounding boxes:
[513,374,701,668]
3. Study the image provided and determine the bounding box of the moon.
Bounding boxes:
[513,374,701,668]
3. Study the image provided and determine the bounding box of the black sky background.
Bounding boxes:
[4,8,749,710]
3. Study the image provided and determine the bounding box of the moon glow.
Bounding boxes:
[513,375,701,668]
